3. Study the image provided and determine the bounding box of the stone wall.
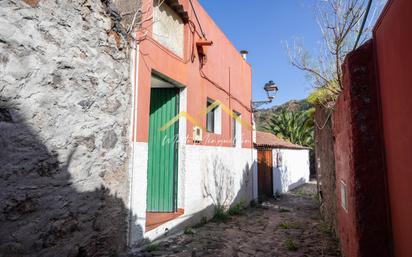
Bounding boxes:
[333,41,391,257]
[0,0,140,256]
[314,106,337,234]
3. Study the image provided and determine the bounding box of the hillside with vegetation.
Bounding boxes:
[255,99,313,133]
[256,99,316,177]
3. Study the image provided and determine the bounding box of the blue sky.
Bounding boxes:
[199,0,322,107]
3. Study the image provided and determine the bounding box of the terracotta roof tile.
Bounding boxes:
[255,131,309,150]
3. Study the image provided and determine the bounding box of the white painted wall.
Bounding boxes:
[272,149,310,194]
[129,142,148,243]
[129,144,256,242]
[145,145,256,240]
[184,145,255,214]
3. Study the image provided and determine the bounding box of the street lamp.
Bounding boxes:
[252,80,279,110]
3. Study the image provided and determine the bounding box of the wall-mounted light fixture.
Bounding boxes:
[252,80,279,110]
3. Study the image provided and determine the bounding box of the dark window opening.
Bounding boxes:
[206,99,216,133]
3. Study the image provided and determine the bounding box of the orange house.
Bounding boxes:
[128,0,257,243]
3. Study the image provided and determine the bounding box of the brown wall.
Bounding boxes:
[314,107,337,234]
[333,41,391,257]
[374,0,412,256]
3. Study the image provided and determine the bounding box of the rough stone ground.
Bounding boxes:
[133,183,341,257]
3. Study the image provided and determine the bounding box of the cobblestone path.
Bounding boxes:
[133,184,340,257]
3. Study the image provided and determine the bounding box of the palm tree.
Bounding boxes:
[263,109,314,148]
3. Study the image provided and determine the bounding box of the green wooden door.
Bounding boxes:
[147,88,179,212]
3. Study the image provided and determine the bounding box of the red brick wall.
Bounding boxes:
[333,41,391,257]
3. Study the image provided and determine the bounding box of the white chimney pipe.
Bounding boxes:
[240,50,249,60]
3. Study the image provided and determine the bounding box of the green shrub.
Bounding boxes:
[319,222,334,237]
[184,227,195,235]
[284,238,299,251]
[213,204,230,222]
[277,222,300,229]
[295,188,307,197]
[228,200,247,216]
[144,243,159,252]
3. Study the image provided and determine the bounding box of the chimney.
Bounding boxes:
[240,50,249,60]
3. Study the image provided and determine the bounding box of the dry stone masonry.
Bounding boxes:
[0,0,141,256]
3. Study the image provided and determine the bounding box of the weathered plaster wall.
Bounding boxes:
[0,0,140,256]
[272,149,310,194]
[153,1,184,57]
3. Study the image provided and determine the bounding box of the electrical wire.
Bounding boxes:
[138,4,252,114]
[189,0,207,39]
[199,69,253,113]
[353,0,373,50]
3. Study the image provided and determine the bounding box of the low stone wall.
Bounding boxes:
[0,0,139,256]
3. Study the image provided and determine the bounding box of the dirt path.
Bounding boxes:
[133,183,340,257]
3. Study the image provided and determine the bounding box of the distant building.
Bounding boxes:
[255,131,310,197]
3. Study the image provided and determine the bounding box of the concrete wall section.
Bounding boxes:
[272,149,310,194]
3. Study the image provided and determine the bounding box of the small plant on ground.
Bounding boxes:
[313,193,321,204]
[228,199,247,216]
[277,222,300,229]
[213,204,230,222]
[184,226,195,235]
[295,188,308,197]
[319,222,334,237]
[144,243,159,252]
[284,238,299,251]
